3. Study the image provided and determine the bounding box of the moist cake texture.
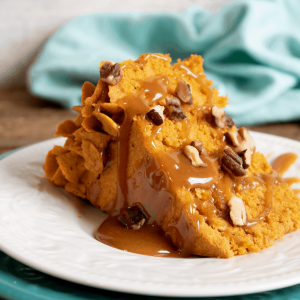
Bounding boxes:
[44,53,300,258]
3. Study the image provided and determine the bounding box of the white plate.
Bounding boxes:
[0,133,300,297]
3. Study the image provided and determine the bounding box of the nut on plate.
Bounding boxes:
[175,80,193,104]
[228,196,248,226]
[118,205,146,230]
[146,105,165,126]
[164,97,187,120]
[212,106,235,129]
[100,61,123,85]
[221,146,247,177]
[184,145,207,167]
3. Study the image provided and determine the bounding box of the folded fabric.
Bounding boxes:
[28,0,300,126]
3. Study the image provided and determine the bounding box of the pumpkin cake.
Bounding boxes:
[44,53,300,258]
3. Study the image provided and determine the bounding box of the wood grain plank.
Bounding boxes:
[0,85,75,154]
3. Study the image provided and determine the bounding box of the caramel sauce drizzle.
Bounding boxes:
[96,216,183,257]
[96,55,300,257]
[179,64,213,106]
[139,53,169,66]
[272,153,298,177]
[112,75,169,215]
[98,72,188,257]
[245,153,299,227]
[246,174,274,227]
[284,177,300,186]
[292,189,300,195]
[150,151,220,191]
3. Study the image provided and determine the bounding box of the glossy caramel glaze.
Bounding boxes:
[246,174,274,227]
[96,54,299,257]
[292,189,300,195]
[97,61,220,255]
[97,216,184,258]
[272,153,298,176]
[112,75,169,215]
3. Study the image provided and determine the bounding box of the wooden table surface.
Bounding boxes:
[1,85,300,156]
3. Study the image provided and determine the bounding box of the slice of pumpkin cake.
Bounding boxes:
[44,53,300,258]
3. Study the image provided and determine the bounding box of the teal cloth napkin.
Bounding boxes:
[2,147,300,299]
[28,0,300,126]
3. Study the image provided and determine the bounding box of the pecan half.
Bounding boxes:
[146,105,165,126]
[164,97,186,120]
[221,146,247,177]
[212,106,235,129]
[175,80,193,104]
[118,205,146,230]
[190,140,208,156]
[184,145,207,167]
[228,196,248,226]
[100,61,123,85]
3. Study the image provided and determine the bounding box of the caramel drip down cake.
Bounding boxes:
[44,53,300,258]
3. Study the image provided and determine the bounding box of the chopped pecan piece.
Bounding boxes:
[166,96,181,107]
[175,80,193,104]
[100,61,123,85]
[184,145,207,167]
[237,127,256,152]
[118,205,146,230]
[226,131,240,147]
[239,149,252,170]
[212,106,235,129]
[221,146,247,177]
[228,196,248,226]
[146,105,165,126]
[226,127,256,169]
[164,97,187,120]
[190,140,208,156]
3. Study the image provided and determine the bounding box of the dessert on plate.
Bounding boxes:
[44,53,300,258]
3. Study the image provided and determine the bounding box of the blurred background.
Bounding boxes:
[1,0,300,156]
